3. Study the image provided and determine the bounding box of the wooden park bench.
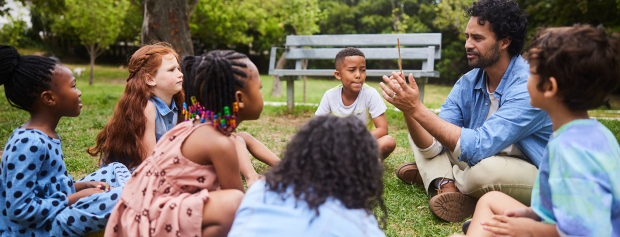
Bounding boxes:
[268,33,442,112]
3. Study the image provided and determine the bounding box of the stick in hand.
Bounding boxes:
[397,38,403,77]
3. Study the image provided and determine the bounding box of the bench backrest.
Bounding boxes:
[269,33,442,75]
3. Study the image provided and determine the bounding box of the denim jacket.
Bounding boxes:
[439,55,552,167]
[149,96,178,142]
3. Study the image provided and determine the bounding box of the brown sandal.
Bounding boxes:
[396,161,424,186]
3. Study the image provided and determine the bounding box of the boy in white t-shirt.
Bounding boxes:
[315,47,396,159]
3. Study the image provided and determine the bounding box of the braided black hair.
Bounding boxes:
[265,115,388,228]
[0,45,58,112]
[181,50,248,118]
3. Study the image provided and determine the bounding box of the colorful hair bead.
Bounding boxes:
[180,97,240,135]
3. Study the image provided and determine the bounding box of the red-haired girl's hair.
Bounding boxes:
[88,42,184,169]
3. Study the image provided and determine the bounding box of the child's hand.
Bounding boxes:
[503,207,540,220]
[68,187,105,205]
[481,215,536,237]
[75,181,113,192]
[229,133,247,148]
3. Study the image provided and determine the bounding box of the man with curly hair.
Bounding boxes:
[380,0,552,222]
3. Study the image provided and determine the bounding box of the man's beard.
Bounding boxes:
[467,41,501,68]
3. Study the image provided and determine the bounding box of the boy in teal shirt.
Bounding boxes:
[452,25,620,237]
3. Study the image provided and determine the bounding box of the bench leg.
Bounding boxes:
[418,77,428,104]
[287,76,295,112]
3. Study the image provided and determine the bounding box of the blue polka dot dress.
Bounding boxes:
[0,128,131,236]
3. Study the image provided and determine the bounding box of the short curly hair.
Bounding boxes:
[335,47,365,69]
[265,115,387,228]
[466,0,528,56]
[525,25,620,111]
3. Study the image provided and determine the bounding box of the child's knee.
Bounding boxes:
[228,190,244,209]
[478,191,506,205]
[378,135,396,152]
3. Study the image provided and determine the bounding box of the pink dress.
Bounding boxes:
[105,122,220,237]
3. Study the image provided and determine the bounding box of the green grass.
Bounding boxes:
[2,63,620,236]
[259,75,452,110]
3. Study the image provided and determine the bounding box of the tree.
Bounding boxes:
[142,0,197,57]
[59,0,129,85]
[277,0,326,100]
[0,16,27,47]
[0,0,10,16]
[190,0,253,52]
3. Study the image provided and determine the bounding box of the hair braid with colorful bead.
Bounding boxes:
[181,50,248,135]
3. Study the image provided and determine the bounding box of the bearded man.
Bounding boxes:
[380,0,553,223]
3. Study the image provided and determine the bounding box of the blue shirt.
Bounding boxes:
[149,96,178,142]
[228,180,386,237]
[439,55,552,167]
[0,128,74,234]
[531,119,620,236]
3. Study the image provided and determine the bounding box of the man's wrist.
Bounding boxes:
[409,101,425,119]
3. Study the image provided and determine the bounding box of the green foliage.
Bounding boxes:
[0,16,28,47]
[282,0,326,35]
[425,0,472,35]
[318,0,431,35]
[58,0,129,51]
[191,0,253,49]
[515,0,620,34]
[28,0,68,44]
[191,0,325,55]
[116,0,142,45]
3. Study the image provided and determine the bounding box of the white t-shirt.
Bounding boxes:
[315,84,387,129]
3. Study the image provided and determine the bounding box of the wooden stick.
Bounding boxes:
[397,38,403,77]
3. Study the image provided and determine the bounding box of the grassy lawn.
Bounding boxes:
[1,63,620,236]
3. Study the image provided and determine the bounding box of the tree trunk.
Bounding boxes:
[271,52,287,97]
[142,0,194,57]
[89,46,95,85]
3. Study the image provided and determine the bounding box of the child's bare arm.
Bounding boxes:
[141,101,157,159]
[370,113,389,139]
[68,188,104,205]
[236,132,280,166]
[208,135,245,192]
[482,215,559,237]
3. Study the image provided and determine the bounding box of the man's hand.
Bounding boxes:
[481,215,537,237]
[379,72,422,114]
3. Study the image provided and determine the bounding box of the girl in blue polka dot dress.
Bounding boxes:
[0,45,131,236]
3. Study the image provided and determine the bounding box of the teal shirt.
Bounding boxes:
[531,119,620,236]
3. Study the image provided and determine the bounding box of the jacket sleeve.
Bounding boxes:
[4,136,69,227]
[459,83,549,166]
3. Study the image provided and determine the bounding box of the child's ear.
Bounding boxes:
[235,90,245,109]
[543,77,559,98]
[334,70,342,80]
[145,75,156,87]
[40,90,56,106]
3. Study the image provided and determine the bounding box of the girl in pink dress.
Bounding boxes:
[105,50,265,237]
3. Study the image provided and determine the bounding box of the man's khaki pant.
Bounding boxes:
[408,134,538,205]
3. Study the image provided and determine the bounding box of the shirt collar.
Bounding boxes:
[151,96,177,116]
[475,55,520,96]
